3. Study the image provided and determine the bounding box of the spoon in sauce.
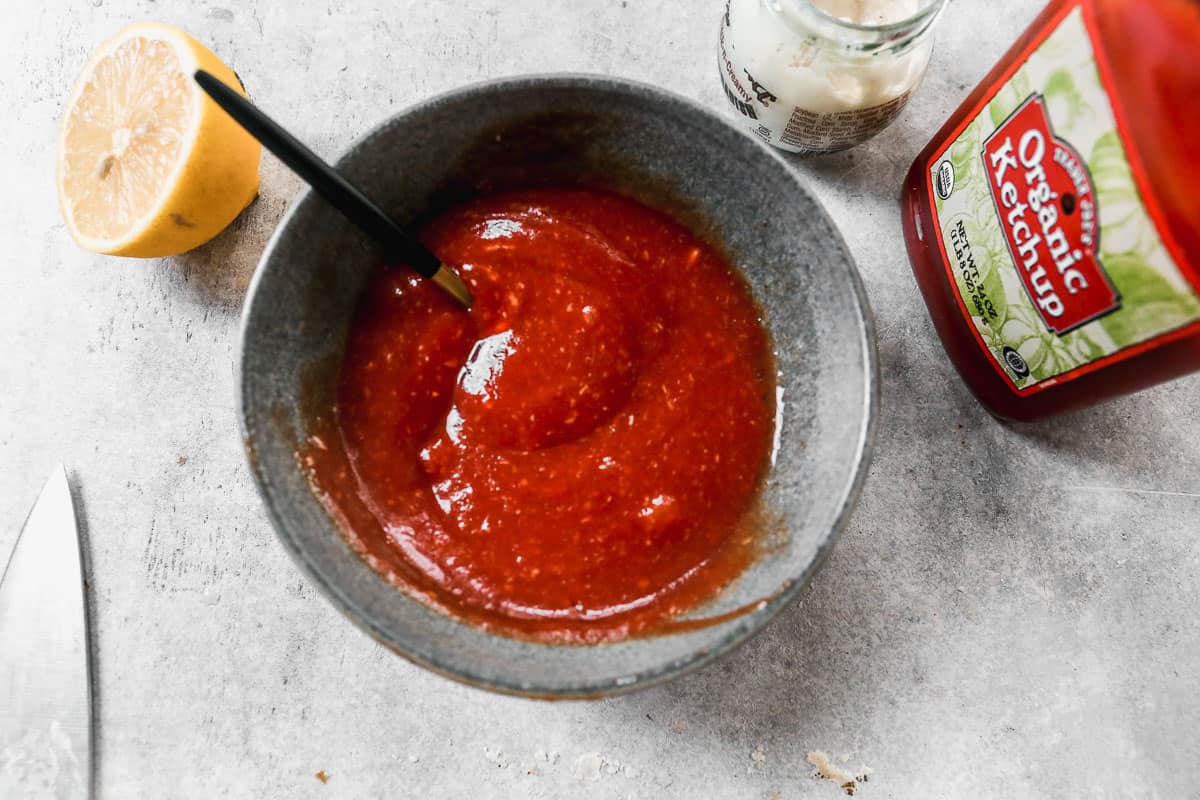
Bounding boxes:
[194,70,473,309]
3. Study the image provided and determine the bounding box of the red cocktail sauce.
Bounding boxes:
[302,187,776,643]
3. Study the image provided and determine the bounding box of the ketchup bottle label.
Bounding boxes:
[923,3,1200,393]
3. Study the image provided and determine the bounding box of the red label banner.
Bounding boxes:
[983,95,1119,333]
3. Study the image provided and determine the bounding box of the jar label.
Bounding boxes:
[778,92,911,154]
[924,2,1200,393]
[718,0,922,155]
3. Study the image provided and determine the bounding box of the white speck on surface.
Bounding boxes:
[484,746,510,769]
[748,743,767,773]
[574,752,604,782]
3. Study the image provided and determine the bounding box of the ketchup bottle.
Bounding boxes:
[901,0,1200,421]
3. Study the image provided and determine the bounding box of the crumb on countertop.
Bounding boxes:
[807,751,872,796]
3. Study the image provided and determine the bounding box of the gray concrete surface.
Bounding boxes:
[2,1,1198,797]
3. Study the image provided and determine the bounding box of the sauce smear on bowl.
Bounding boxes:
[304,187,776,642]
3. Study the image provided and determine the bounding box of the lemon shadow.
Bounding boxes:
[166,188,291,315]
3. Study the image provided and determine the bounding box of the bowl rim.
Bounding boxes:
[236,72,880,699]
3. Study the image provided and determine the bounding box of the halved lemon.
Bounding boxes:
[56,22,261,257]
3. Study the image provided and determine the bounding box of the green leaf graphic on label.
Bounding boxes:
[1091,132,1137,204]
[950,119,983,189]
[980,256,1008,330]
[1089,131,1154,255]
[936,118,989,216]
[999,304,1084,381]
[1099,252,1200,348]
[989,68,1033,128]
[1042,68,1088,128]
[1066,328,1105,362]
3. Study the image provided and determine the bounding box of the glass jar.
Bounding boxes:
[718,0,946,155]
[901,0,1200,421]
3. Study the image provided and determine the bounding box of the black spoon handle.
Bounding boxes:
[194,69,441,278]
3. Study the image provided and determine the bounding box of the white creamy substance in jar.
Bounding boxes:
[719,0,939,154]
[811,0,918,25]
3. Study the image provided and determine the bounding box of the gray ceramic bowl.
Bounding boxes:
[238,75,877,698]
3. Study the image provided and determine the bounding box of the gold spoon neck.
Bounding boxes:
[430,264,474,310]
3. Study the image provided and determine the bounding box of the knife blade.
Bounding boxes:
[0,466,92,799]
